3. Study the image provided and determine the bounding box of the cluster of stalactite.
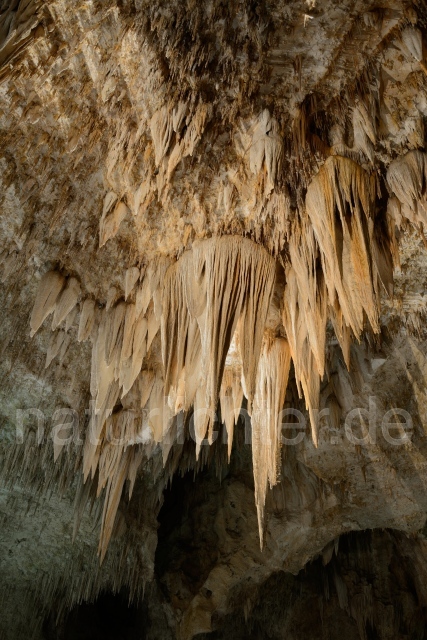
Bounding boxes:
[0,0,420,557]
[27,148,427,553]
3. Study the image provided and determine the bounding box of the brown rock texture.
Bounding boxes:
[1,0,427,638]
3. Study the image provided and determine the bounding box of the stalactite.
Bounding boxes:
[99,200,129,247]
[98,444,144,562]
[279,155,392,446]
[161,236,275,454]
[352,100,376,163]
[386,150,427,226]
[220,366,244,462]
[45,330,67,368]
[124,267,140,300]
[51,277,81,331]
[120,303,136,363]
[120,312,148,397]
[104,302,126,366]
[396,26,427,76]
[150,106,174,166]
[78,299,96,342]
[65,305,78,332]
[251,335,291,546]
[305,155,380,339]
[235,109,284,199]
[282,257,326,446]
[30,271,66,336]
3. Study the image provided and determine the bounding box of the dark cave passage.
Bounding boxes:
[155,466,223,594]
[43,591,147,640]
[193,529,427,640]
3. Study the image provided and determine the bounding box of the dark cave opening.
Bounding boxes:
[43,590,147,640]
[155,466,223,594]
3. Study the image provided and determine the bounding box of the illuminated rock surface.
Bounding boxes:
[1,0,427,637]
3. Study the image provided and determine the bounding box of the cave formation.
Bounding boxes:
[1,0,427,638]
